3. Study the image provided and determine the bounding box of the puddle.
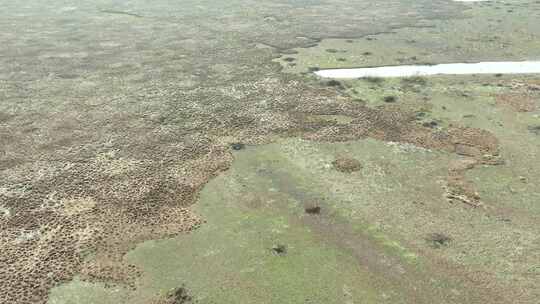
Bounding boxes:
[315,61,540,78]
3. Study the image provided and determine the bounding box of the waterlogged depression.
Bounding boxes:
[2,0,540,304]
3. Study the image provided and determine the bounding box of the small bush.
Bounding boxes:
[272,244,287,255]
[383,95,397,103]
[324,80,345,90]
[425,233,451,248]
[305,206,321,214]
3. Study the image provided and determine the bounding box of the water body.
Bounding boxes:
[315,61,540,78]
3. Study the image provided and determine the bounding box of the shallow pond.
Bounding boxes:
[315,61,540,78]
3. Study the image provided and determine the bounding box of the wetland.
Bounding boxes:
[2,0,540,303]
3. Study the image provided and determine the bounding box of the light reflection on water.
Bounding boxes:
[315,61,540,78]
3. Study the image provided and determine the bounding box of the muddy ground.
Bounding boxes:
[1,0,539,303]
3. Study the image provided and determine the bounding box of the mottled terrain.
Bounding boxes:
[1,0,539,303]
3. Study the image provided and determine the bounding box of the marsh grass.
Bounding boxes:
[363,76,384,84]
[401,76,427,86]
